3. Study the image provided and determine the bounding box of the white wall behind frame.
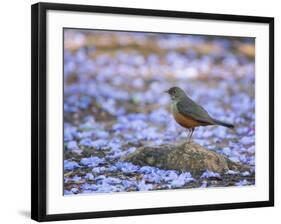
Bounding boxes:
[0,0,279,224]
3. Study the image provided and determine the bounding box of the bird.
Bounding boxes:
[165,86,234,142]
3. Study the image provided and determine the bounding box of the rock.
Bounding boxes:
[123,141,250,177]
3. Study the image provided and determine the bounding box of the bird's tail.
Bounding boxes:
[212,119,234,129]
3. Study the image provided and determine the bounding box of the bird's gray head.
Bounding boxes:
[165,86,187,101]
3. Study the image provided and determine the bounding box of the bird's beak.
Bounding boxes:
[164,90,169,94]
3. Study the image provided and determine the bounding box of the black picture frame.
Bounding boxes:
[31,2,274,222]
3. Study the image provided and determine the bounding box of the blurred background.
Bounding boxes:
[63,29,255,195]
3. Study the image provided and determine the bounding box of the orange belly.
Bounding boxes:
[173,111,208,128]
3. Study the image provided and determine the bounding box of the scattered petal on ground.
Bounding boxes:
[201,170,221,179]
[64,160,80,170]
[80,156,105,167]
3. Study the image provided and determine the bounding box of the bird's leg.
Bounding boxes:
[186,128,191,143]
[188,128,195,143]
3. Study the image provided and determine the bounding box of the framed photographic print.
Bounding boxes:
[31,2,274,222]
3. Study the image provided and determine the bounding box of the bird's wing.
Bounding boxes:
[176,99,214,124]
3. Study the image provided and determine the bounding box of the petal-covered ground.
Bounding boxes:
[63,30,255,195]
